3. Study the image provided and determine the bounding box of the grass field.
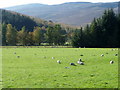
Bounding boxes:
[2,47,118,88]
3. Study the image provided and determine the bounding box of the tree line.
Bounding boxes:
[2,9,120,47]
[2,24,67,46]
[72,9,120,48]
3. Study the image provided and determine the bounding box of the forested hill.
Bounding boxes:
[2,9,38,31]
[5,2,118,26]
[1,9,78,32]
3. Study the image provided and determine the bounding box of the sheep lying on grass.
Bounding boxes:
[78,61,84,65]
[52,57,55,59]
[77,59,84,65]
[101,54,104,57]
[57,60,61,64]
[110,60,114,64]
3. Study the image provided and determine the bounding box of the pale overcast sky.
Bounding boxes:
[0,0,119,8]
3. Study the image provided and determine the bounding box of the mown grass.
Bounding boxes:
[2,48,118,88]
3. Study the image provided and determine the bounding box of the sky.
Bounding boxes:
[0,0,119,8]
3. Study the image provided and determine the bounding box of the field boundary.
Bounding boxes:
[0,46,72,48]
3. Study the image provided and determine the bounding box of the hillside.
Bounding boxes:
[2,9,37,31]
[2,9,78,32]
[5,2,118,26]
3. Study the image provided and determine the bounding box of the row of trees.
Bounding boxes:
[2,9,120,47]
[2,24,67,46]
[72,9,120,48]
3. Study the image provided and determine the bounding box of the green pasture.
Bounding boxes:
[2,47,118,88]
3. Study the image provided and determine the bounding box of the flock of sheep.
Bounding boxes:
[14,48,118,66]
[56,58,84,66]
[55,52,117,66]
[59,48,118,65]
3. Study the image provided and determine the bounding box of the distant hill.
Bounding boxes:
[5,2,118,26]
[1,9,78,32]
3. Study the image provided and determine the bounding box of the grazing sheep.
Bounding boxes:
[57,60,61,64]
[110,60,114,64]
[101,54,104,57]
[70,63,76,66]
[52,57,55,59]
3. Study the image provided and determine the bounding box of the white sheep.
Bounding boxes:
[77,61,84,65]
[79,62,84,65]
[57,60,61,64]
[52,57,55,59]
[77,59,81,64]
[110,60,114,64]
[77,59,84,65]
[77,60,80,64]
[101,54,104,57]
